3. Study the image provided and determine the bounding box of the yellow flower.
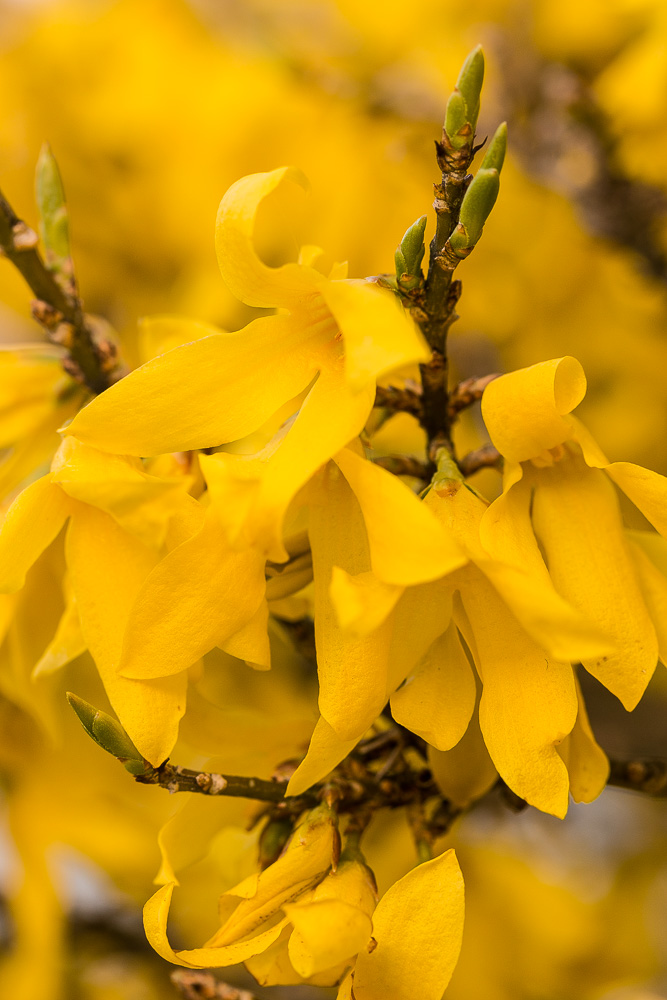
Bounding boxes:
[288,447,611,817]
[0,437,201,763]
[481,356,667,710]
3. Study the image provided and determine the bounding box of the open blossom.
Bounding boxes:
[144,802,464,1000]
[481,355,667,710]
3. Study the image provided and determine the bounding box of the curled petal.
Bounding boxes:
[482,356,586,463]
[287,716,361,797]
[0,477,71,592]
[215,167,321,308]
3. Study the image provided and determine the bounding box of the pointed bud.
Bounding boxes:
[449,168,500,251]
[480,122,507,173]
[35,144,71,266]
[395,215,427,281]
[456,45,484,131]
[67,692,149,775]
[444,90,469,149]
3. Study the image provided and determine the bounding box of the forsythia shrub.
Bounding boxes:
[0,5,666,1000]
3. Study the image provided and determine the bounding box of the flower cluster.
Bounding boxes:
[1,160,666,995]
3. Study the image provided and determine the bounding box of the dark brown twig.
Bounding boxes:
[448,373,500,418]
[0,188,123,393]
[374,382,423,418]
[458,443,502,477]
[373,455,431,479]
[607,757,667,797]
[171,970,258,1000]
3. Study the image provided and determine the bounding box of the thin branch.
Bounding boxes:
[171,970,258,1000]
[374,382,423,418]
[607,757,667,797]
[448,373,500,419]
[373,455,431,479]
[458,443,502,477]
[0,188,123,394]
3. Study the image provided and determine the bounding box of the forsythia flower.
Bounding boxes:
[481,356,667,710]
[144,803,464,1000]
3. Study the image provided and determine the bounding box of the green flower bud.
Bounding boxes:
[450,167,500,250]
[480,122,507,173]
[67,692,148,774]
[456,45,484,132]
[444,90,469,149]
[35,143,70,265]
[395,215,427,278]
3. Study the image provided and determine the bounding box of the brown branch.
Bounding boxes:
[0,188,123,394]
[374,382,423,418]
[458,443,502,477]
[448,373,500,419]
[373,455,431,479]
[607,757,667,797]
[171,970,258,1000]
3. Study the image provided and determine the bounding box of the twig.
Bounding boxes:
[373,455,431,479]
[171,970,258,1000]
[448,373,500,418]
[0,188,122,394]
[458,443,502,477]
[374,382,423,418]
[607,757,667,797]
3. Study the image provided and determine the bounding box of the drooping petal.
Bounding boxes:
[557,675,609,804]
[386,578,452,695]
[454,571,576,818]
[353,849,464,1000]
[0,477,72,593]
[329,568,403,637]
[66,316,324,456]
[334,448,465,586]
[119,511,266,680]
[531,456,658,710]
[143,882,289,968]
[215,167,321,308]
[318,278,428,388]
[390,622,476,752]
[604,462,667,537]
[428,711,498,808]
[220,599,271,670]
[309,466,392,741]
[66,506,186,764]
[627,531,667,665]
[287,716,361,797]
[434,477,611,662]
[481,356,586,463]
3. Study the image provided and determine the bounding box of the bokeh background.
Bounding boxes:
[1,1,667,998]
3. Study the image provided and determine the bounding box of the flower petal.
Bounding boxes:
[454,571,576,818]
[215,167,321,308]
[66,506,186,764]
[310,465,392,740]
[531,456,658,709]
[318,279,428,388]
[482,356,586,463]
[329,568,403,637]
[605,462,667,537]
[353,849,464,1000]
[334,448,465,586]
[428,710,498,808]
[390,622,476,751]
[556,675,609,804]
[0,477,71,593]
[286,716,361,797]
[66,316,324,456]
[119,511,266,680]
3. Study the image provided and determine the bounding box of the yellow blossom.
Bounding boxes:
[481,356,667,710]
